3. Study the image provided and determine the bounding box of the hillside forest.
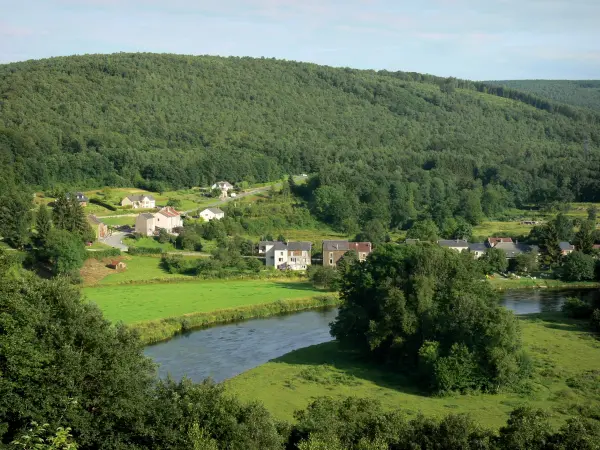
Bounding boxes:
[1,53,600,237]
[488,79,600,112]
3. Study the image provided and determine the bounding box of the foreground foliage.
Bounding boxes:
[331,244,529,393]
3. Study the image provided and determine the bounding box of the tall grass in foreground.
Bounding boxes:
[135,294,339,345]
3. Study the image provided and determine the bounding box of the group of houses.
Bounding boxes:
[258,240,373,271]
[132,206,225,236]
[435,237,575,259]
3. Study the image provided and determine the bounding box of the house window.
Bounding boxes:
[278,258,283,262]
[329,259,333,265]
[291,257,297,263]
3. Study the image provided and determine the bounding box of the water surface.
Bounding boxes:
[145,288,599,383]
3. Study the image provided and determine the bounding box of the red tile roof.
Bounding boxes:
[348,242,372,253]
[487,237,513,246]
[157,206,180,218]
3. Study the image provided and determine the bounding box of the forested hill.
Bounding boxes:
[1,53,600,212]
[487,80,600,112]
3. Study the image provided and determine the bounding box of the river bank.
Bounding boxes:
[135,294,339,345]
[488,277,599,290]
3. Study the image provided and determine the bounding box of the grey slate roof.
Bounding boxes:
[204,207,224,214]
[468,243,487,252]
[127,194,155,201]
[287,241,312,252]
[438,239,469,248]
[323,240,350,251]
[139,213,155,220]
[559,242,575,251]
[495,242,537,258]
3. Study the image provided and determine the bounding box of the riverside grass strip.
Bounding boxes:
[134,294,340,345]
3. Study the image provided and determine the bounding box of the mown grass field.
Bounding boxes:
[95,255,197,285]
[84,280,320,324]
[226,314,600,429]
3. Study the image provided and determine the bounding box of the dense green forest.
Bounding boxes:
[2,53,600,234]
[487,80,600,112]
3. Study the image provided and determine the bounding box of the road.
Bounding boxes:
[100,232,129,251]
[98,176,305,218]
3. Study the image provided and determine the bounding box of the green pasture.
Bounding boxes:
[96,255,199,285]
[84,280,319,324]
[100,216,136,227]
[226,313,600,428]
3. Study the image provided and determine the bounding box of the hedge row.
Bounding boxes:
[85,248,122,260]
[127,247,164,255]
[90,197,117,211]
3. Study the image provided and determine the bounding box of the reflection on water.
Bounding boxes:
[145,288,599,383]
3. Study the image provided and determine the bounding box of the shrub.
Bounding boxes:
[85,248,121,260]
[128,247,163,255]
[89,197,117,211]
[562,297,593,319]
[562,251,596,281]
[591,309,600,332]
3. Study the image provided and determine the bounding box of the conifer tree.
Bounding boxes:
[35,204,52,245]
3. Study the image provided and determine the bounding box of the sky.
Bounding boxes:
[0,0,599,80]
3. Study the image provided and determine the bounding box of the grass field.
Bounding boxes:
[226,313,600,428]
[124,236,176,251]
[95,255,196,285]
[100,216,136,226]
[84,280,320,323]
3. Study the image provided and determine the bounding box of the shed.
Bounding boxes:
[107,260,127,270]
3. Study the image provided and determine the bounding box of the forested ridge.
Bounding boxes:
[488,79,600,112]
[2,53,600,232]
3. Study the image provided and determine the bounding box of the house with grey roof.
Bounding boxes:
[468,243,488,259]
[437,239,469,252]
[495,242,539,259]
[199,207,225,222]
[559,242,575,256]
[259,241,312,270]
[322,240,372,266]
[121,194,156,209]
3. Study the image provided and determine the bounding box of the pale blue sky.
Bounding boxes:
[1,0,598,79]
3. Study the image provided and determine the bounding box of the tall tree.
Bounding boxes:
[0,190,33,249]
[35,204,52,245]
[574,220,595,254]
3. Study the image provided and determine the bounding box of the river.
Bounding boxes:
[144,288,599,383]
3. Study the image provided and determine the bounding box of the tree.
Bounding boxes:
[167,198,182,208]
[479,247,509,274]
[406,219,439,242]
[458,189,484,225]
[0,273,155,447]
[288,175,297,196]
[553,213,574,242]
[35,204,52,245]
[157,228,171,244]
[52,194,92,240]
[43,229,87,275]
[497,407,550,450]
[331,244,527,393]
[587,206,598,222]
[562,251,596,281]
[246,257,263,273]
[355,219,388,245]
[0,190,32,249]
[307,265,339,290]
[574,219,595,254]
[536,221,562,265]
[513,251,538,274]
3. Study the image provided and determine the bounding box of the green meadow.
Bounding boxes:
[226,313,600,428]
[84,279,320,324]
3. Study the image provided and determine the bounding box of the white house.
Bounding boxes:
[155,207,183,232]
[134,207,182,236]
[211,181,234,198]
[437,239,469,252]
[258,241,312,270]
[121,194,156,209]
[468,243,487,259]
[135,213,156,236]
[199,207,225,222]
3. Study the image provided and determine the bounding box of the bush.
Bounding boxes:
[562,251,596,281]
[562,297,594,319]
[128,247,163,255]
[307,265,339,290]
[591,309,600,332]
[89,197,117,211]
[85,248,122,260]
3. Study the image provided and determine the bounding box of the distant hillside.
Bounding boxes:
[1,53,600,216]
[487,80,600,111]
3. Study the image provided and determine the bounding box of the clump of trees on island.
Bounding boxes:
[1,247,600,449]
[331,244,530,394]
